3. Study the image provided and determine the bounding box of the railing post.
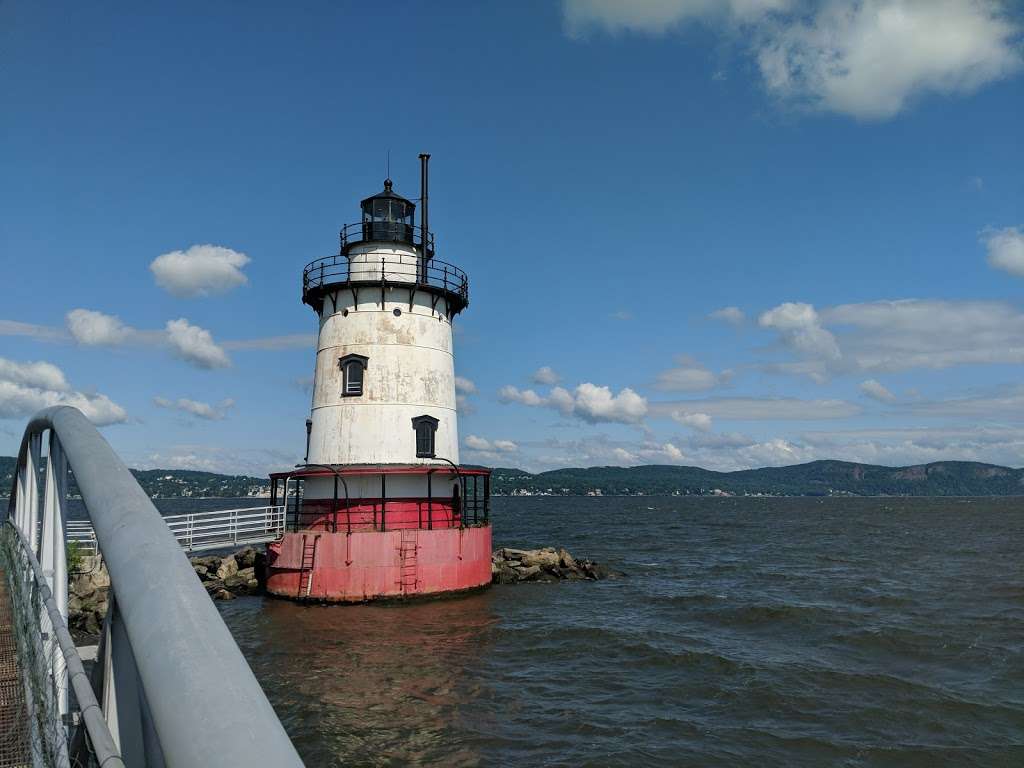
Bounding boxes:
[40,433,69,723]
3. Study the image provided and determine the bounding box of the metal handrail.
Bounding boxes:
[302,251,469,306]
[339,221,435,255]
[4,406,303,766]
[68,505,286,554]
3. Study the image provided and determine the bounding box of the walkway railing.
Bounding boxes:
[1,406,303,767]
[67,505,286,556]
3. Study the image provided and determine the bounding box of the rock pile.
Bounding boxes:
[188,547,265,601]
[68,555,110,638]
[491,547,621,584]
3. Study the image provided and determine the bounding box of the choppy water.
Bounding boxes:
[199,496,1024,766]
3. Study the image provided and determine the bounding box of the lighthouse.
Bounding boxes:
[264,154,492,601]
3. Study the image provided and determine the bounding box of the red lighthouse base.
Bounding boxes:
[265,525,492,602]
[264,466,493,602]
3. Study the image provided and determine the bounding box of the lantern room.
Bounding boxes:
[360,178,415,245]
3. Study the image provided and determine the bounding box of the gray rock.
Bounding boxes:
[235,547,257,569]
[216,556,238,580]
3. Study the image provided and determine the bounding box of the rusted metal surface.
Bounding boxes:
[0,566,30,768]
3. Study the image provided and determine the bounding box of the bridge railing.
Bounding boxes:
[2,406,303,767]
[67,505,286,555]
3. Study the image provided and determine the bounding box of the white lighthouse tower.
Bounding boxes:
[265,154,492,602]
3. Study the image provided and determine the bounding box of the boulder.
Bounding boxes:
[514,564,542,580]
[215,556,238,580]
[212,588,235,601]
[193,564,209,578]
[557,548,577,569]
[520,548,560,568]
[235,547,257,569]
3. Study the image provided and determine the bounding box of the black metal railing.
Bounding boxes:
[302,252,469,307]
[340,222,434,256]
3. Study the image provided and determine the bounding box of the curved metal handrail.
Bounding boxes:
[4,406,303,767]
[339,221,435,256]
[302,251,470,308]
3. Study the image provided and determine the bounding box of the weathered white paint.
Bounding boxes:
[304,472,459,500]
[306,243,460,467]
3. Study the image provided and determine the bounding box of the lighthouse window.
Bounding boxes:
[339,354,369,397]
[412,415,439,458]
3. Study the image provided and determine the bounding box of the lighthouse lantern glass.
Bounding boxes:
[361,192,415,245]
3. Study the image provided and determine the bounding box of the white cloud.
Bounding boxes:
[0,320,66,342]
[760,299,1024,376]
[532,366,561,385]
[709,306,746,325]
[0,356,127,426]
[983,226,1024,277]
[465,435,519,452]
[66,309,136,346]
[654,355,729,392]
[454,376,477,394]
[671,410,714,431]
[566,0,1022,120]
[760,302,841,360]
[154,396,235,421]
[499,382,649,424]
[221,334,315,351]
[150,244,250,298]
[860,378,897,403]
[563,0,792,35]
[757,0,1022,120]
[165,319,231,369]
[651,396,860,420]
[0,358,69,392]
[499,385,546,407]
[609,309,634,321]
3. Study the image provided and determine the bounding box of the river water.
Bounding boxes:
[177,496,1024,766]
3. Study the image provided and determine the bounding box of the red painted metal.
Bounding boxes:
[265,524,492,602]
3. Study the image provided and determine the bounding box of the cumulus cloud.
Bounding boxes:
[654,355,731,392]
[671,411,714,431]
[154,396,235,421]
[709,306,746,325]
[860,378,897,403]
[66,309,137,346]
[150,244,250,298]
[565,0,1022,120]
[760,302,841,360]
[499,382,648,424]
[983,226,1024,276]
[0,356,127,426]
[609,309,634,321]
[532,366,561,385]
[165,319,231,369]
[757,0,1022,120]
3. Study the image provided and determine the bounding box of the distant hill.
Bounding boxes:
[489,460,1024,497]
[0,456,268,499]
[2,456,1023,499]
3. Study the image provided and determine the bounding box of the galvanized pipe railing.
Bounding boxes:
[3,406,303,767]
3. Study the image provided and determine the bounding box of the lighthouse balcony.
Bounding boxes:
[302,249,469,315]
[268,465,490,535]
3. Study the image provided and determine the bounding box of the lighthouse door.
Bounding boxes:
[452,484,461,527]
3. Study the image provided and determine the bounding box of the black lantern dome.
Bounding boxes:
[359,178,416,246]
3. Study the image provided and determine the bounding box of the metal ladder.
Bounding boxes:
[297,534,319,598]
[397,529,419,595]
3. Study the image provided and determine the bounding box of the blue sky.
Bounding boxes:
[2,0,1023,475]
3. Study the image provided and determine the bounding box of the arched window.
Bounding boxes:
[411,415,439,458]
[339,354,369,397]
